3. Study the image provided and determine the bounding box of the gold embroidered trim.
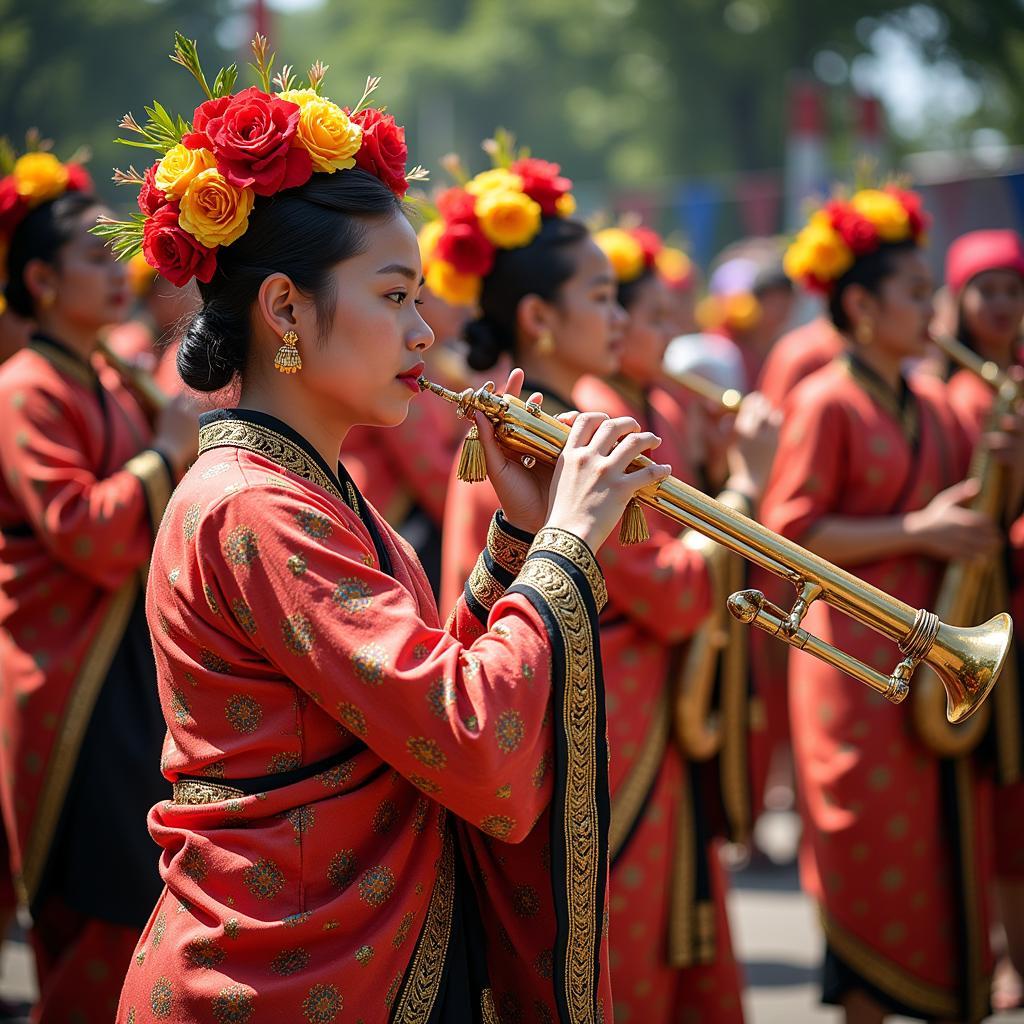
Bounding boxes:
[199,419,344,501]
[821,910,957,1019]
[839,355,919,443]
[488,514,531,575]
[20,579,138,904]
[609,686,669,859]
[667,769,716,966]
[515,555,602,1024]
[393,829,456,1022]
[467,557,506,615]
[29,340,96,389]
[480,988,498,1024]
[172,779,246,805]
[125,450,174,536]
[529,528,607,611]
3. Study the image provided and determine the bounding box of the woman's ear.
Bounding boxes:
[516,293,556,344]
[23,258,59,309]
[256,273,300,339]
[841,282,877,331]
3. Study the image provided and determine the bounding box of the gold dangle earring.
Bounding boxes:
[535,328,555,356]
[855,320,874,346]
[274,330,302,374]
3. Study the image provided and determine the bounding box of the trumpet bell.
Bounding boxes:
[929,612,1013,724]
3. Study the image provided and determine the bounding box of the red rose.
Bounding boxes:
[349,108,409,196]
[435,221,495,277]
[511,157,572,217]
[886,186,930,239]
[182,95,232,151]
[142,203,217,287]
[630,227,663,267]
[436,188,477,225]
[64,163,93,193]
[828,202,877,256]
[190,87,312,197]
[0,180,28,240]
[137,163,168,217]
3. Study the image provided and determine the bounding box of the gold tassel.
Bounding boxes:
[619,497,649,544]
[457,426,487,483]
[274,330,302,374]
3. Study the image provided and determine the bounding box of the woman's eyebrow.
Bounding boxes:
[377,263,418,280]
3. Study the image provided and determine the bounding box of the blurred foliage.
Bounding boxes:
[0,0,227,201]
[2,0,1024,210]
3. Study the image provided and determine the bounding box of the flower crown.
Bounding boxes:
[420,131,577,307]
[95,33,425,288]
[595,224,694,294]
[784,185,929,295]
[0,138,93,262]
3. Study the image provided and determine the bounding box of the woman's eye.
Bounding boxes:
[386,291,407,305]
[414,298,425,307]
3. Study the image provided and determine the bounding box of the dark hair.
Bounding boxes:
[828,240,918,333]
[463,217,590,371]
[179,170,403,392]
[617,266,657,311]
[4,192,101,318]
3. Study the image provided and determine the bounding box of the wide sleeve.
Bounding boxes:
[759,394,848,544]
[439,465,497,619]
[0,381,172,587]
[198,485,608,843]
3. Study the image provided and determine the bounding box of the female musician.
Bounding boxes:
[764,187,1013,1023]
[105,43,665,1022]
[0,150,197,1022]
[343,225,476,597]
[943,229,1024,1010]
[575,226,777,1022]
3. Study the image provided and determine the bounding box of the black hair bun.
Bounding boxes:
[177,307,244,392]
[463,316,507,372]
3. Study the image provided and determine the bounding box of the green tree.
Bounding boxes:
[0,0,228,202]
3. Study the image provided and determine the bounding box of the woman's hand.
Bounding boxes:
[724,392,782,503]
[904,478,1002,560]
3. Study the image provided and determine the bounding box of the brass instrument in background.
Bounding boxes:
[95,339,170,416]
[421,377,1012,722]
[662,368,743,416]
[911,334,1023,757]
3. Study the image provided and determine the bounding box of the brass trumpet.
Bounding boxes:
[421,377,1012,722]
[96,339,170,416]
[911,334,1023,756]
[662,368,743,415]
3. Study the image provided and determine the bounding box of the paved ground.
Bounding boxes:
[2,821,1022,1022]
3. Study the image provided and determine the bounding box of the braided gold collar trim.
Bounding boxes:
[198,417,344,501]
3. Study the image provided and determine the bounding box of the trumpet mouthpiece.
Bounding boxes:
[418,377,456,401]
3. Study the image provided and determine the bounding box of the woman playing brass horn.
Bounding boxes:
[438,167,771,1021]
[942,228,1024,1013]
[766,187,1024,1024]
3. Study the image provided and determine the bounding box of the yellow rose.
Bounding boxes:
[724,292,762,331]
[13,153,69,204]
[156,145,217,200]
[594,228,645,283]
[178,169,255,248]
[425,259,481,307]
[655,246,692,285]
[465,168,523,197]
[475,189,542,249]
[418,220,445,267]
[786,217,854,283]
[284,93,362,173]
[555,193,577,218]
[850,189,910,242]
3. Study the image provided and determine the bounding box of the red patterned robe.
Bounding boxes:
[442,378,748,1024]
[344,390,463,598]
[760,353,994,1021]
[116,407,612,1024]
[0,334,174,1022]
[946,364,1024,879]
